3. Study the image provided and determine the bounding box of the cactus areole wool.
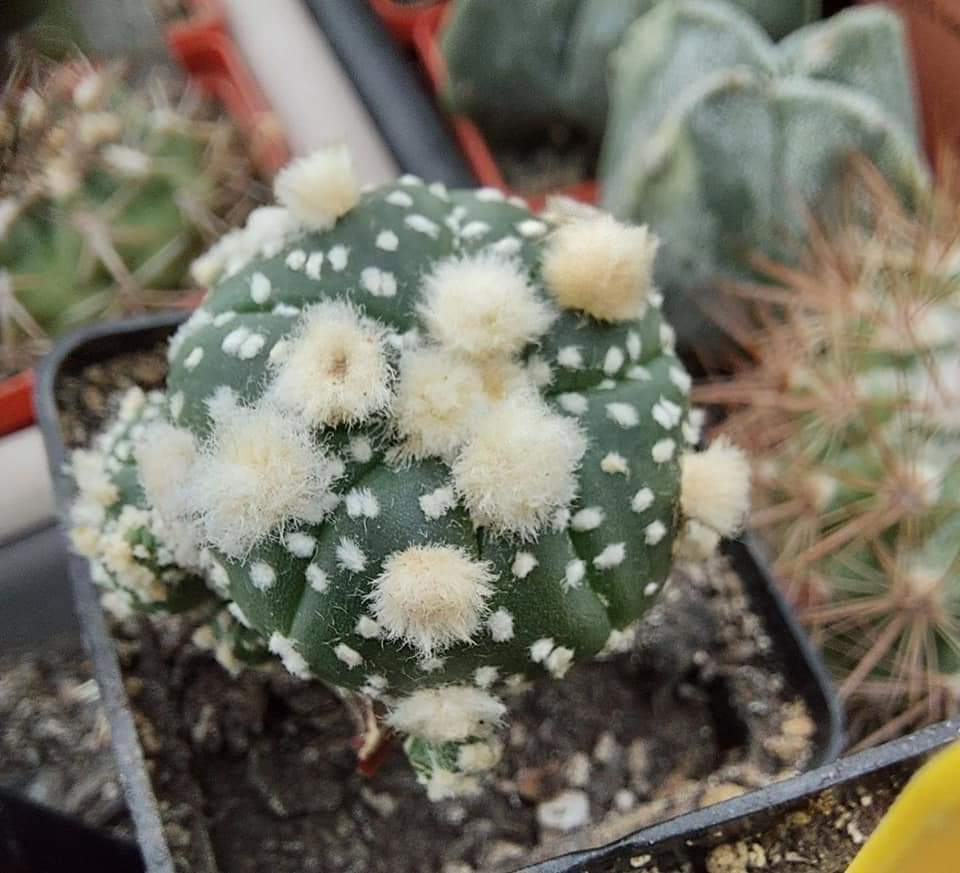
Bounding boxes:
[69,146,750,798]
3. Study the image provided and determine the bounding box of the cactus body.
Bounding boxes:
[599,2,927,343]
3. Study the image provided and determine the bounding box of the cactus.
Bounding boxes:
[441,0,820,143]
[700,162,960,736]
[69,146,751,796]
[599,1,928,346]
[0,64,257,375]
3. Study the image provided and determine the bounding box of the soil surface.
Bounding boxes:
[55,346,819,873]
[490,126,597,197]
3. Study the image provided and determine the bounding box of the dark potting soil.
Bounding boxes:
[489,125,597,197]
[56,347,817,873]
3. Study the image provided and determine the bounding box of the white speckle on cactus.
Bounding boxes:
[376,230,400,251]
[682,417,702,446]
[429,181,449,200]
[572,507,605,532]
[250,561,276,590]
[546,646,575,678]
[558,393,588,415]
[238,333,266,360]
[221,326,252,356]
[102,144,152,179]
[461,221,490,240]
[474,666,499,688]
[269,340,290,365]
[644,582,660,597]
[511,552,538,579]
[564,559,586,590]
[652,438,676,463]
[606,402,639,429]
[680,438,751,537]
[361,266,397,298]
[670,366,692,394]
[169,392,184,421]
[336,537,367,573]
[345,487,380,519]
[419,484,457,520]
[355,615,382,639]
[649,289,664,309]
[386,190,414,208]
[274,145,359,230]
[487,608,515,642]
[226,602,252,628]
[306,563,329,592]
[368,545,495,656]
[530,638,555,663]
[604,347,625,375]
[627,365,652,381]
[593,543,626,569]
[387,686,505,743]
[419,656,446,672]
[268,300,393,427]
[349,436,373,463]
[328,245,349,272]
[626,332,642,361]
[364,674,388,691]
[508,195,527,209]
[601,453,629,476]
[286,532,316,558]
[184,347,204,370]
[598,379,616,390]
[271,304,300,318]
[652,397,683,430]
[399,174,423,186]
[552,507,572,531]
[526,354,553,388]
[405,214,441,239]
[516,219,547,238]
[453,396,586,539]
[660,323,676,354]
[334,642,363,668]
[631,487,655,514]
[475,187,505,202]
[304,251,324,280]
[490,236,522,257]
[269,632,311,679]
[419,253,555,359]
[285,250,307,271]
[644,521,667,546]
[557,346,584,370]
[213,311,236,327]
[543,215,658,321]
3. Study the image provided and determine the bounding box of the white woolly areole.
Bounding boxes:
[367,545,495,657]
[387,686,505,743]
[273,145,359,230]
[183,400,341,558]
[679,438,751,537]
[418,253,555,359]
[542,215,659,321]
[452,396,586,538]
[134,422,196,522]
[269,300,393,427]
[487,608,515,642]
[269,632,311,679]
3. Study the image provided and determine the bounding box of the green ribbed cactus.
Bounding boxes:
[0,64,255,375]
[70,147,751,798]
[599,1,928,344]
[441,0,820,142]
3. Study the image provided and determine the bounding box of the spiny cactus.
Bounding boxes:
[441,0,820,143]
[700,161,960,738]
[0,63,258,375]
[599,1,928,347]
[70,146,751,797]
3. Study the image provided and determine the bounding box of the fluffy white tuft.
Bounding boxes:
[571,507,605,532]
[334,642,363,668]
[601,452,629,476]
[593,543,626,569]
[269,632,311,679]
[367,545,495,657]
[542,215,659,321]
[511,551,538,579]
[387,686,505,743]
[269,300,393,427]
[545,646,575,678]
[134,422,196,522]
[606,402,639,429]
[418,253,555,359]
[487,608,515,642]
[273,145,359,230]
[679,438,751,537]
[183,400,341,558]
[457,739,502,773]
[419,484,457,520]
[674,519,721,561]
[336,537,367,572]
[452,396,586,539]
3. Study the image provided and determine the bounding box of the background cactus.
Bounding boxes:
[700,161,960,741]
[70,147,751,797]
[599,0,928,346]
[0,63,259,376]
[441,0,821,143]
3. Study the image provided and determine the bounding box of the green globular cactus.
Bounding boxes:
[0,64,256,375]
[599,1,928,344]
[441,0,820,143]
[70,146,751,797]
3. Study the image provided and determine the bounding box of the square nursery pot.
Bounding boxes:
[36,313,844,873]
[368,0,447,46]
[521,718,960,872]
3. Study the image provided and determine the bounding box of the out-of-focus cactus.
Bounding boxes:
[70,146,752,797]
[0,64,258,375]
[599,1,928,345]
[441,0,820,142]
[701,162,960,736]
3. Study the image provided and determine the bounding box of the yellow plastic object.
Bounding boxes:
[846,741,960,873]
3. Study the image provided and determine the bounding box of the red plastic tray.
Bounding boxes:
[370,0,447,46]
[411,8,598,211]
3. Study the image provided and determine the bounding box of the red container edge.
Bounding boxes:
[370,0,447,46]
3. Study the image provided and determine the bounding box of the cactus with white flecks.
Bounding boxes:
[70,146,751,797]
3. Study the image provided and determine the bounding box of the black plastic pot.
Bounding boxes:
[522,718,960,872]
[36,313,844,873]
[301,0,475,187]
